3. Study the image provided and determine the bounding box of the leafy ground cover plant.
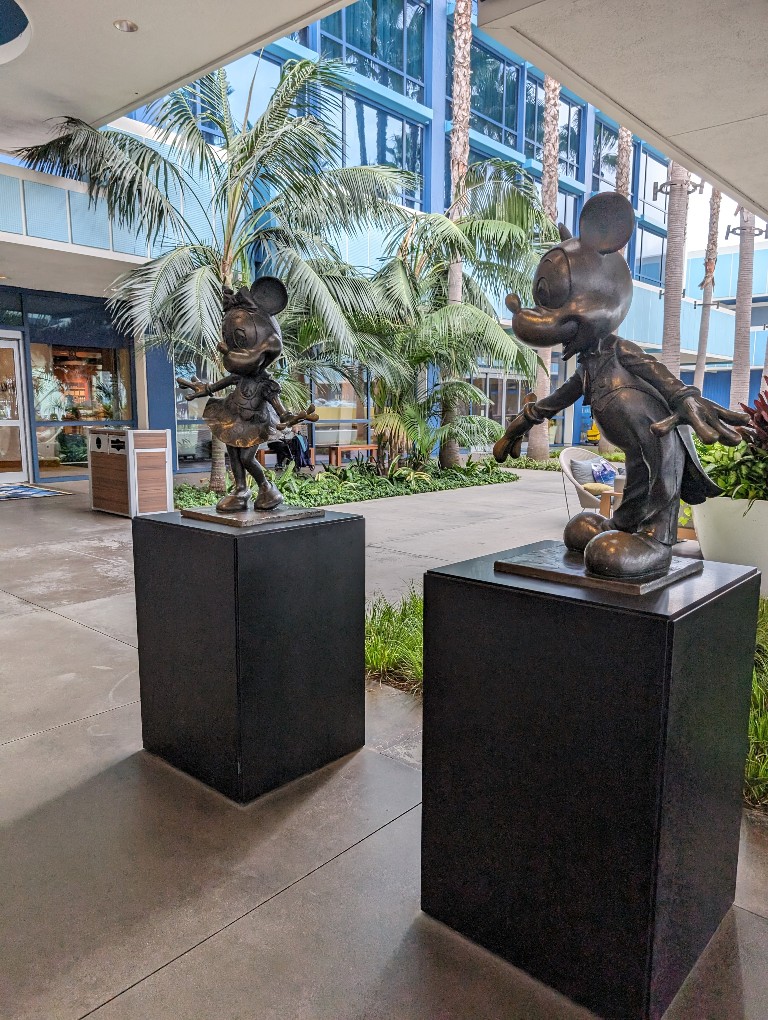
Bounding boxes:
[746,597,768,810]
[174,457,518,510]
[365,585,424,694]
[697,378,768,505]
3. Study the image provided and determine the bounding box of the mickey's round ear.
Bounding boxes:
[250,277,288,315]
[578,192,635,254]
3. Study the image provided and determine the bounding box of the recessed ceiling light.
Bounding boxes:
[0,275,8,281]
[113,19,139,33]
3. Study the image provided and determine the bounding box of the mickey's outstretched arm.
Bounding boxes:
[493,372,584,462]
[614,339,748,445]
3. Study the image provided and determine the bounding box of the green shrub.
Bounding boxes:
[697,440,768,503]
[505,455,561,471]
[745,597,768,810]
[174,458,519,510]
[365,586,423,694]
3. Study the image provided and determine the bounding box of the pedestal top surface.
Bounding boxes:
[427,540,759,619]
[135,508,362,539]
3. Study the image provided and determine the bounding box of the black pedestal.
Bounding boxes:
[421,546,760,1020]
[133,510,365,803]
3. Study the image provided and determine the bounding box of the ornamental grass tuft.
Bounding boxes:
[745,597,768,810]
[365,586,423,695]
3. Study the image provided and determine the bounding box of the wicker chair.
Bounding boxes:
[559,447,602,515]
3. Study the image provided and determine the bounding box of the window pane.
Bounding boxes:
[406,1,425,82]
[320,10,342,37]
[471,43,503,125]
[31,344,132,422]
[36,424,88,477]
[641,153,668,225]
[504,64,518,138]
[636,228,665,284]
[524,79,543,158]
[320,36,343,59]
[177,423,212,467]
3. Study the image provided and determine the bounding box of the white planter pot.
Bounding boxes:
[692,497,768,595]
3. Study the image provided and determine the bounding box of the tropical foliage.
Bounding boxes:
[366,585,424,694]
[745,597,768,809]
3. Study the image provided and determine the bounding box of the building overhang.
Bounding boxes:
[0,0,348,151]
[478,0,768,220]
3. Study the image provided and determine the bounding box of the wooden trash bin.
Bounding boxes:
[88,427,173,517]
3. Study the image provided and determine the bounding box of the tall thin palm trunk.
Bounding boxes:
[526,74,560,463]
[731,206,756,410]
[693,188,721,392]
[440,0,472,469]
[597,124,633,455]
[660,161,690,377]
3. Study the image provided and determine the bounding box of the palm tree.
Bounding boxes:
[615,126,633,201]
[660,161,690,377]
[693,187,721,392]
[443,0,473,468]
[526,74,560,463]
[373,158,554,467]
[731,206,756,410]
[18,59,413,491]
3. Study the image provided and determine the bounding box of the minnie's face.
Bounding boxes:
[220,306,282,376]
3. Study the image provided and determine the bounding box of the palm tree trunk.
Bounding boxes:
[526,74,560,463]
[209,436,227,493]
[598,124,634,456]
[693,188,721,392]
[660,162,690,378]
[440,0,472,469]
[731,206,756,410]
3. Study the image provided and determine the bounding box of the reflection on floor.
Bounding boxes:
[1,478,766,1019]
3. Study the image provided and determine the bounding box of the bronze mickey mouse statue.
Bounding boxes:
[494,191,749,580]
[177,276,318,514]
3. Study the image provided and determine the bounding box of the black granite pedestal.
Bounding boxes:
[133,510,365,803]
[421,545,761,1020]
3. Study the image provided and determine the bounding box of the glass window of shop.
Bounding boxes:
[310,368,370,454]
[637,150,668,226]
[30,344,133,477]
[446,36,520,149]
[592,121,618,192]
[175,355,214,469]
[557,190,579,236]
[320,0,426,103]
[524,79,583,181]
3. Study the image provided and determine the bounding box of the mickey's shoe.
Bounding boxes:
[563,511,609,552]
[216,489,250,512]
[584,530,673,579]
[254,480,283,510]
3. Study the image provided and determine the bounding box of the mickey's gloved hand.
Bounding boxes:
[651,393,749,446]
[493,409,537,462]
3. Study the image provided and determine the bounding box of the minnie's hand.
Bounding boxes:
[279,403,320,428]
[651,395,749,446]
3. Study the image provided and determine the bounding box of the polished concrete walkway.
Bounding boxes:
[1,474,767,1019]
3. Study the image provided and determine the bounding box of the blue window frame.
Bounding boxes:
[633,226,666,285]
[592,120,618,193]
[446,35,521,150]
[320,0,426,103]
[524,78,582,179]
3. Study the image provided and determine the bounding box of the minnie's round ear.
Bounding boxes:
[578,192,635,254]
[250,277,288,315]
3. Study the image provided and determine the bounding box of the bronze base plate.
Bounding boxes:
[494,540,703,596]
[180,505,325,528]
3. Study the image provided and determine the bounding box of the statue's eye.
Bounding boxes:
[232,328,248,349]
[533,250,571,308]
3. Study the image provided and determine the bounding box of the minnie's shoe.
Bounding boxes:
[216,489,250,512]
[563,511,609,552]
[584,530,673,579]
[254,480,283,510]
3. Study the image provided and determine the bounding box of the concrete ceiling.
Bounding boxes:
[0,0,347,150]
[0,234,143,296]
[479,0,768,220]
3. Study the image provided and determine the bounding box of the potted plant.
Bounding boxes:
[692,377,768,593]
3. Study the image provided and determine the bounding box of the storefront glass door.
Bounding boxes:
[0,332,30,483]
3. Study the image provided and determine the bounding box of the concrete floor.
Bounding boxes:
[1,472,767,1020]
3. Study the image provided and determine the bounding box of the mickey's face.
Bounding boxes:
[507,193,635,361]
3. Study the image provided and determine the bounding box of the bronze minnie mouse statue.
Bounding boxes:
[177,277,318,514]
[494,191,749,580]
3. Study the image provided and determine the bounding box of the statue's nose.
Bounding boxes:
[505,294,521,315]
